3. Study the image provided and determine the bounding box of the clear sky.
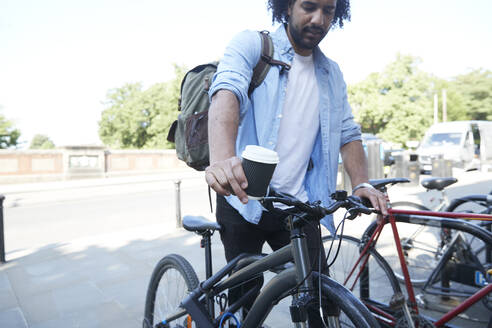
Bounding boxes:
[1,0,491,148]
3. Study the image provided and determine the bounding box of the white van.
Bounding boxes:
[417,120,492,173]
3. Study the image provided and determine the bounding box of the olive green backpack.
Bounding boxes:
[167,31,290,171]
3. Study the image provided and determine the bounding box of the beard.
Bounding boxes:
[288,20,327,51]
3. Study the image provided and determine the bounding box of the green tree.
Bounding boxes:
[448,69,492,121]
[0,111,21,149]
[348,54,436,145]
[30,134,55,149]
[98,64,186,149]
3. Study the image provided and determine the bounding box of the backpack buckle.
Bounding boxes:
[261,54,272,63]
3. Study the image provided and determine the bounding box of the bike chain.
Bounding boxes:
[395,314,434,328]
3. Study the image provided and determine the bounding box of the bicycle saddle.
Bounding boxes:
[421,177,457,191]
[182,215,222,234]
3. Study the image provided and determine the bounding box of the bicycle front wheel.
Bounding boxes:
[245,268,380,328]
[143,254,199,328]
[323,234,401,327]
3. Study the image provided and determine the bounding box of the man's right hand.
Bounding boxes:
[205,156,249,204]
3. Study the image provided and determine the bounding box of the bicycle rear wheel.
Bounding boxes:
[448,197,491,215]
[447,196,492,264]
[384,200,491,286]
[323,234,401,327]
[143,254,199,328]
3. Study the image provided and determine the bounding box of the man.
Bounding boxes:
[205,0,387,322]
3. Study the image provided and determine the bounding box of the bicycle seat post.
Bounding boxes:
[441,188,450,210]
[200,230,215,317]
[200,230,213,280]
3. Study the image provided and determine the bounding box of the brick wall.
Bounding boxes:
[0,147,187,183]
[105,149,187,175]
[0,150,63,176]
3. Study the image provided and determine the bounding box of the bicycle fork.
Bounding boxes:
[288,215,340,328]
[289,216,313,328]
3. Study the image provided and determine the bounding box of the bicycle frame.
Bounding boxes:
[175,215,328,328]
[181,245,301,328]
[353,208,492,327]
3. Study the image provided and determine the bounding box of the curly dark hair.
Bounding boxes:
[267,0,351,29]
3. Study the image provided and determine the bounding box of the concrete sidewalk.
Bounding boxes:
[1,169,491,327]
[0,223,222,328]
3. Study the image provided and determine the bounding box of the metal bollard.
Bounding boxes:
[0,194,5,263]
[432,155,452,177]
[366,140,384,179]
[174,180,182,228]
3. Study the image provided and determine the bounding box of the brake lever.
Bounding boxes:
[259,197,275,212]
[345,208,359,220]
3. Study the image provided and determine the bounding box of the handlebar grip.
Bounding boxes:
[347,196,373,215]
[358,205,373,215]
[360,196,373,209]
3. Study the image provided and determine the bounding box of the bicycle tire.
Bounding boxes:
[315,273,382,328]
[391,201,431,212]
[446,194,492,214]
[381,201,445,286]
[244,267,381,328]
[385,199,492,286]
[323,234,401,327]
[447,195,492,266]
[143,254,199,328]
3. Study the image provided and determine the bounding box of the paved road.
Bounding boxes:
[3,172,214,252]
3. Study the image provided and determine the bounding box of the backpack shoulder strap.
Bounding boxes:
[248,31,290,97]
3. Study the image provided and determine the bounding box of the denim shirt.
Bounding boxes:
[209,25,361,233]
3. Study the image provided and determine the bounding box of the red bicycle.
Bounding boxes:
[323,178,492,327]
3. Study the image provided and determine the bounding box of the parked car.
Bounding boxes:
[417,121,492,173]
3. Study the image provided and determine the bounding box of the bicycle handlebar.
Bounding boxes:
[259,189,373,220]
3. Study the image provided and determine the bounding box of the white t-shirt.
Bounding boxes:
[270,53,320,201]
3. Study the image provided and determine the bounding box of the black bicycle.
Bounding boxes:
[143,190,381,328]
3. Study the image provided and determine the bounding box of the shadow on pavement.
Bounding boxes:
[0,230,224,328]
